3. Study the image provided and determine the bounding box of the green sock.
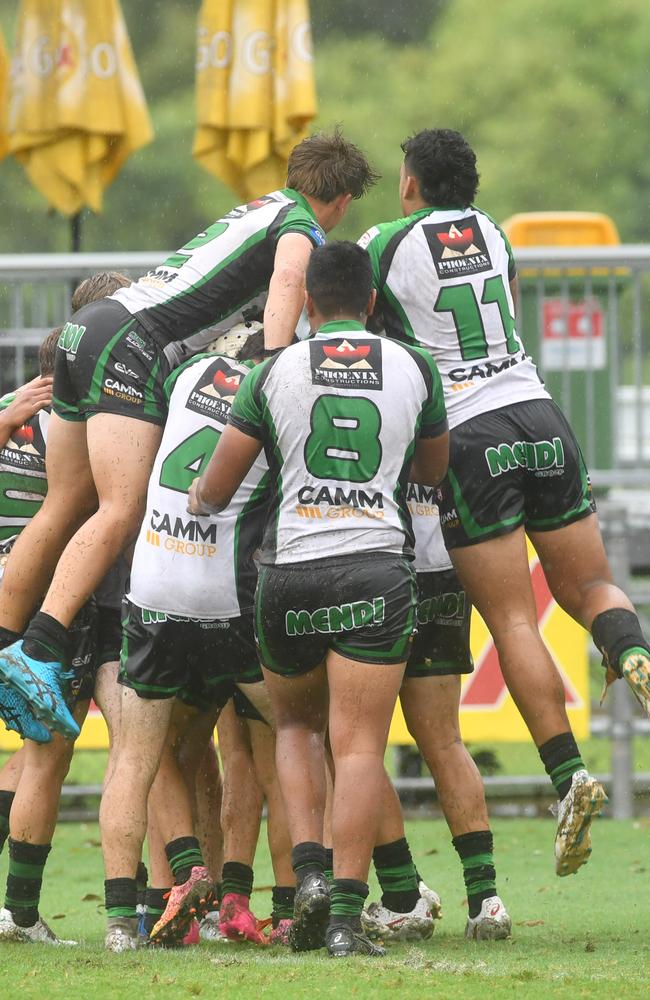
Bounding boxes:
[165,836,204,884]
[373,838,420,912]
[104,877,138,920]
[271,885,295,925]
[5,838,51,927]
[144,887,169,935]
[330,878,368,927]
[452,831,497,919]
[0,791,14,854]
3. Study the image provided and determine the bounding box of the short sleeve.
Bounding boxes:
[228,362,268,439]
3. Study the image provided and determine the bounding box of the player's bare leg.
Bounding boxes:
[0,699,88,945]
[400,674,510,939]
[0,414,161,740]
[529,513,650,712]
[93,660,121,789]
[450,526,606,876]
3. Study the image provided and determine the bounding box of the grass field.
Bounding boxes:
[1,817,649,998]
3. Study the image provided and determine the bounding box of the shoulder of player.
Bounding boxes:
[385,339,440,384]
[358,213,417,252]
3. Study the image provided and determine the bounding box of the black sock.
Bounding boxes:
[136,861,148,908]
[271,885,295,926]
[373,838,420,913]
[0,627,21,651]
[221,862,253,899]
[5,839,51,927]
[329,878,368,931]
[0,790,14,854]
[165,836,204,885]
[538,732,585,799]
[143,886,169,935]
[323,847,334,881]
[105,877,138,920]
[592,608,650,676]
[291,842,326,887]
[22,612,70,665]
[452,830,497,919]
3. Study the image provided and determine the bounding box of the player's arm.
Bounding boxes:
[263,232,314,351]
[0,376,53,449]
[410,431,449,487]
[188,425,262,515]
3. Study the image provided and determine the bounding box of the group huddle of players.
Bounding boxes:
[0,128,649,958]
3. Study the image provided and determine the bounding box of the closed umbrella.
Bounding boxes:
[193,0,317,200]
[8,0,153,241]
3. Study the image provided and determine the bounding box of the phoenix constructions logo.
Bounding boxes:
[309,338,383,390]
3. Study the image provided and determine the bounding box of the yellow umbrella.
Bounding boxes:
[0,28,8,161]
[8,0,153,216]
[193,0,317,200]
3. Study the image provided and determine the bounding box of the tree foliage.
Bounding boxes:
[0,0,649,253]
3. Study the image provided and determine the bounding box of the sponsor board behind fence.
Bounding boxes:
[0,543,588,750]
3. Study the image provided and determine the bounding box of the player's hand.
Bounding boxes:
[3,376,53,427]
[187,477,207,516]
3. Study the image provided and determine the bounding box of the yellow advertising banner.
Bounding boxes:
[0,542,589,753]
[193,0,317,200]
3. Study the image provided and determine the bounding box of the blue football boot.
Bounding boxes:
[0,641,80,740]
[0,682,52,743]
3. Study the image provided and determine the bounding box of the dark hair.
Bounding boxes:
[401,129,479,208]
[71,271,131,313]
[287,128,379,202]
[39,326,62,376]
[236,328,266,362]
[306,242,373,318]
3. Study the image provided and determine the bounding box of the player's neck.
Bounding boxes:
[401,194,430,215]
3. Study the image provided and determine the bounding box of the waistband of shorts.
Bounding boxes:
[259,551,413,572]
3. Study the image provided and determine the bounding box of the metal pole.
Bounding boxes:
[603,505,634,818]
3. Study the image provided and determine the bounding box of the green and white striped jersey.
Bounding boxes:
[110,188,325,357]
[128,354,269,619]
[359,206,549,429]
[228,322,448,565]
[0,393,49,544]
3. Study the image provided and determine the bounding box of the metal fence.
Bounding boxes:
[1,247,649,817]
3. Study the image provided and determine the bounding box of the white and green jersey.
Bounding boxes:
[359,206,549,429]
[110,188,325,357]
[0,392,49,543]
[406,481,451,573]
[128,354,269,619]
[228,322,448,565]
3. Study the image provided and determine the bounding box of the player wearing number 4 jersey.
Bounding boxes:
[0,131,377,744]
[361,127,650,877]
[189,241,449,958]
[100,344,275,952]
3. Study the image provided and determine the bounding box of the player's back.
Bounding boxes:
[229,323,447,566]
[362,207,548,428]
[128,353,268,619]
[110,190,324,351]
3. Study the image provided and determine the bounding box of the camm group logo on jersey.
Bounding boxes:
[389,540,589,744]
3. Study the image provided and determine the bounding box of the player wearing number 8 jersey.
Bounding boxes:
[0,132,377,744]
[189,241,449,958]
[361,128,650,879]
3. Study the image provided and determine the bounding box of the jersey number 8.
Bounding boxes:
[304,395,382,484]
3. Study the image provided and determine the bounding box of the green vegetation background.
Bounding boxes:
[1,0,649,253]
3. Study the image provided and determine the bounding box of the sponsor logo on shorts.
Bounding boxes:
[417,591,466,626]
[309,338,383,390]
[440,508,460,529]
[187,359,243,420]
[115,362,140,380]
[140,608,226,625]
[448,353,524,383]
[103,378,143,404]
[125,330,156,363]
[146,509,217,557]
[485,437,565,478]
[58,321,86,357]
[423,215,492,279]
[285,597,386,637]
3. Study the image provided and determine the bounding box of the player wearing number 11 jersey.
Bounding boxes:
[361,128,650,880]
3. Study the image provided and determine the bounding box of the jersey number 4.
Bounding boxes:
[305,395,382,483]
[433,274,518,361]
[159,426,221,494]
